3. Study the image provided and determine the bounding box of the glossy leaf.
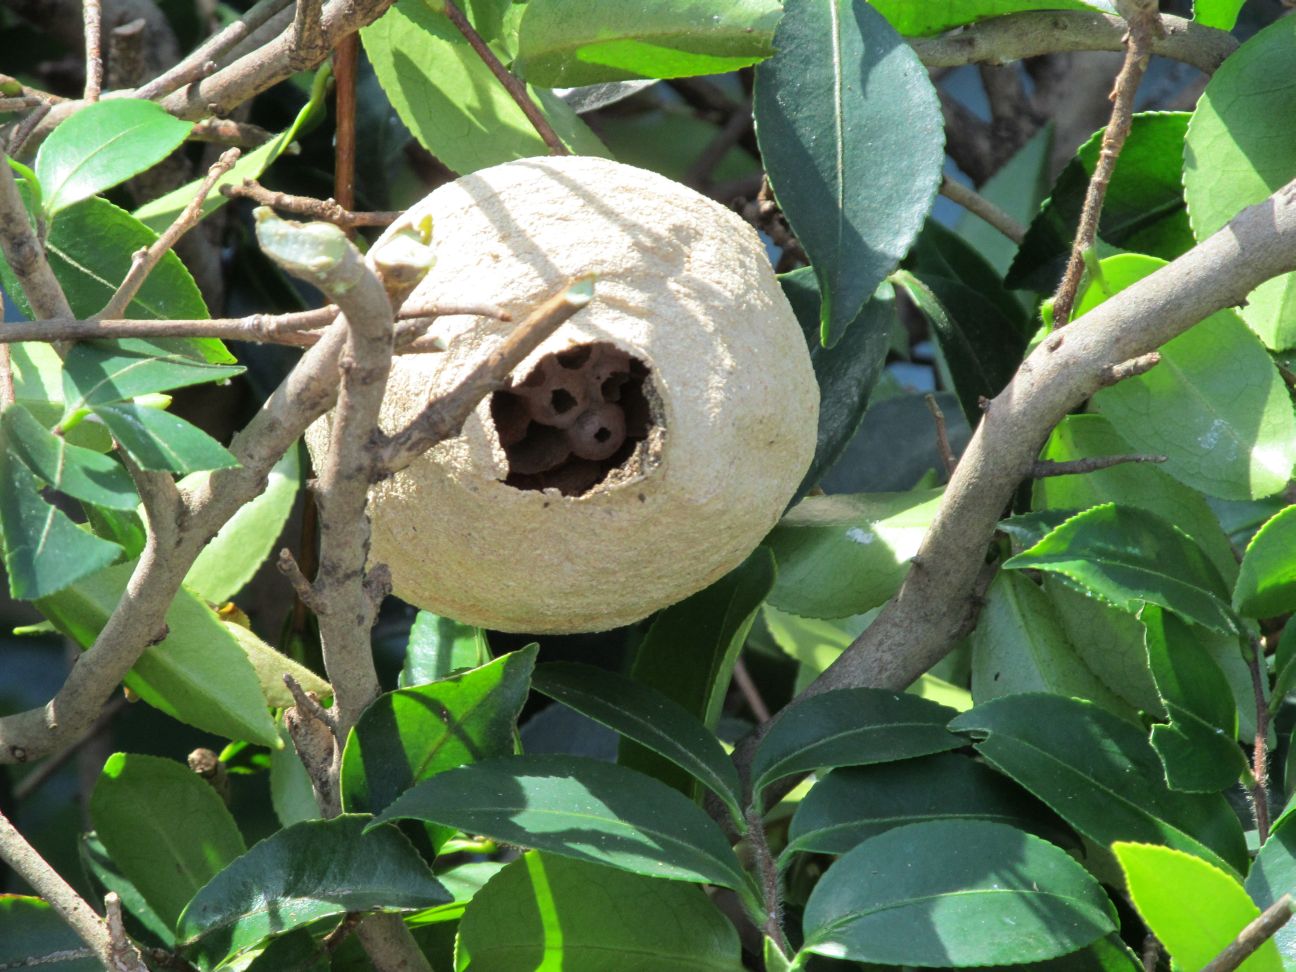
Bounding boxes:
[1185,16,1296,348]
[1116,842,1281,972]
[1193,0,1245,29]
[38,562,279,746]
[0,896,101,971]
[94,402,238,474]
[906,217,1027,331]
[2,404,136,509]
[371,755,754,902]
[869,0,1102,36]
[62,339,242,414]
[532,661,743,824]
[781,269,895,503]
[184,447,300,603]
[178,815,449,964]
[242,930,330,972]
[1004,503,1238,634]
[514,0,779,86]
[800,821,1114,966]
[1143,606,1246,792]
[90,753,247,931]
[783,752,1048,859]
[1234,505,1296,619]
[340,646,536,813]
[361,0,605,176]
[1080,255,1296,499]
[750,688,961,804]
[1245,817,1296,963]
[765,489,942,619]
[36,99,193,216]
[949,694,1249,877]
[399,610,488,687]
[754,0,942,344]
[455,853,744,971]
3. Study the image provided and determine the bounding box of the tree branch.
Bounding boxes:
[0,147,73,320]
[1200,895,1292,972]
[82,0,104,101]
[1029,454,1165,477]
[223,179,400,227]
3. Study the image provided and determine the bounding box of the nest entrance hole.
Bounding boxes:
[490,341,655,497]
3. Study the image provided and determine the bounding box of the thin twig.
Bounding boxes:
[0,96,46,112]
[189,117,274,147]
[1030,454,1166,477]
[7,102,52,157]
[277,548,320,611]
[442,0,568,155]
[1099,351,1161,387]
[0,343,14,408]
[82,0,103,101]
[940,175,1027,245]
[99,148,240,320]
[745,806,790,956]
[333,32,358,218]
[283,673,336,733]
[1051,2,1164,326]
[1200,895,1292,972]
[685,105,753,190]
[924,394,958,477]
[0,147,73,320]
[222,179,399,227]
[1141,934,1160,972]
[1249,638,1272,844]
[134,58,217,101]
[732,658,772,724]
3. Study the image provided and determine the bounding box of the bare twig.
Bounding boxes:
[189,117,274,147]
[99,148,240,320]
[82,0,103,101]
[1030,454,1165,477]
[334,31,358,216]
[0,147,73,320]
[0,344,15,408]
[277,548,320,611]
[106,19,150,90]
[222,179,399,227]
[732,658,772,724]
[7,102,52,157]
[133,57,217,101]
[283,673,336,733]
[1200,895,1292,972]
[377,275,595,476]
[1249,639,1272,844]
[442,0,568,155]
[1099,351,1161,386]
[1141,934,1160,972]
[939,175,1027,245]
[1051,2,1164,326]
[924,394,958,478]
[685,106,753,190]
[0,96,47,112]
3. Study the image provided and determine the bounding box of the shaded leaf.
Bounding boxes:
[79,831,174,946]
[94,402,238,474]
[2,403,136,509]
[0,896,101,971]
[1246,816,1296,964]
[906,217,1027,331]
[1234,505,1296,619]
[62,339,242,414]
[222,620,330,709]
[400,610,488,687]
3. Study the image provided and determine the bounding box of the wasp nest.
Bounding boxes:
[307,156,818,633]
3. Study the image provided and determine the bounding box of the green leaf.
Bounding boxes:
[906,217,1028,332]
[783,752,1052,859]
[531,661,744,825]
[621,548,774,798]
[222,619,331,708]
[1034,414,1238,585]
[1275,616,1296,702]
[361,0,606,176]
[1185,16,1296,348]
[0,450,121,599]
[949,694,1249,877]
[1193,0,1245,30]
[799,820,1115,966]
[93,402,238,474]
[1234,505,1296,619]
[90,753,247,931]
[1,404,136,509]
[79,831,175,946]
[1004,503,1239,634]
[371,755,755,904]
[1116,842,1281,972]
[178,815,449,965]
[1007,113,1193,292]
[780,270,896,503]
[970,572,1139,720]
[751,688,961,804]
[1079,254,1296,499]
[35,99,193,216]
[514,0,779,86]
[1246,816,1296,964]
[0,896,101,971]
[957,124,1054,276]
[399,610,488,687]
[1143,606,1246,792]
[455,852,744,971]
[184,447,300,603]
[868,0,1103,36]
[753,0,942,345]
[38,561,279,746]
[62,339,242,413]
[242,930,330,972]
[270,722,319,828]
[765,489,943,619]
[340,646,536,814]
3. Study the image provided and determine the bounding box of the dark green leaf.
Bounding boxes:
[93,402,238,474]
[399,610,488,687]
[1274,616,1296,702]
[242,930,330,972]
[35,99,193,216]
[949,694,1249,877]
[751,688,961,803]
[1004,504,1238,634]
[1234,505,1296,619]
[621,548,774,798]
[0,896,101,971]
[783,752,1050,859]
[0,451,121,599]
[781,269,896,503]
[456,853,744,971]
[753,0,942,344]
[800,821,1114,966]
[371,755,755,904]
[532,661,743,825]
[62,339,242,413]
[869,0,1100,36]
[90,753,247,931]
[1184,16,1296,349]
[79,832,175,946]
[178,815,449,964]
[1143,606,1246,792]
[2,404,136,509]
[340,646,536,814]
[765,490,942,619]
[1246,816,1296,964]
[514,0,779,86]
[906,217,1027,331]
